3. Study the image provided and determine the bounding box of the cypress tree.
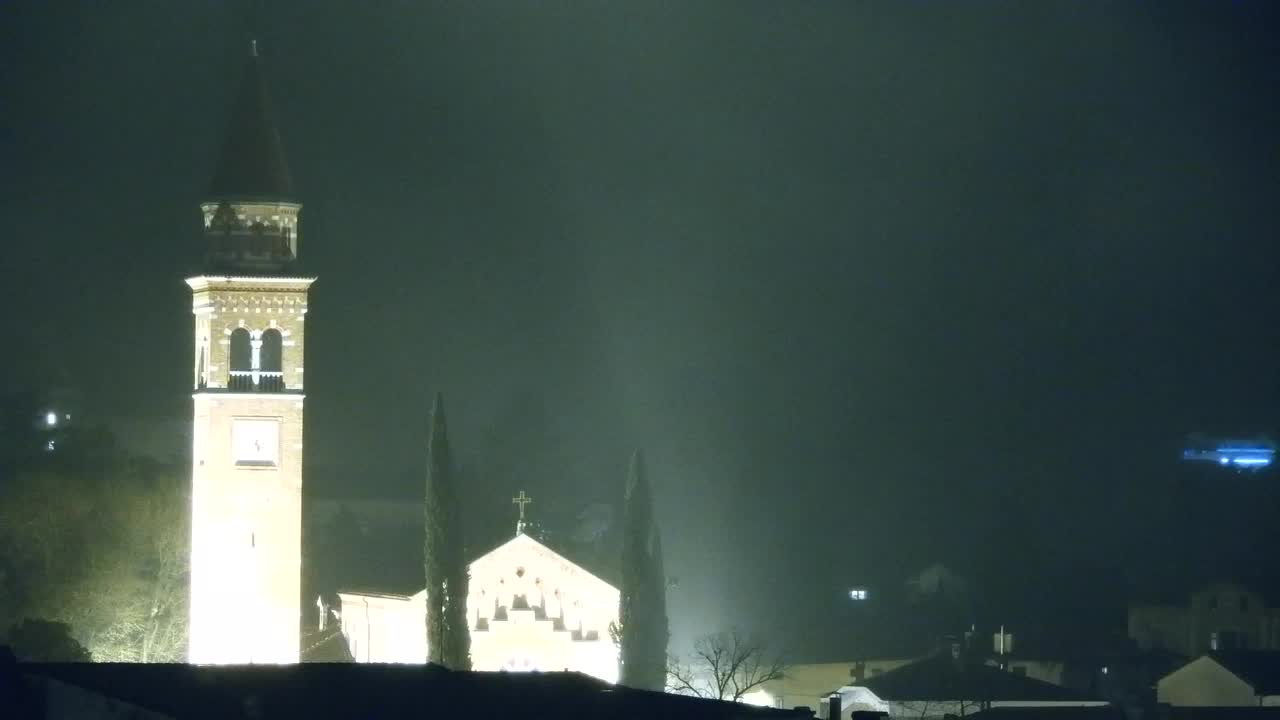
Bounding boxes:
[618,449,669,690]
[424,393,470,669]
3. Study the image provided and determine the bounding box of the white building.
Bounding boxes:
[338,531,620,683]
[1157,652,1280,706]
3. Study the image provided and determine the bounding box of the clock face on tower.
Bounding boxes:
[232,418,280,467]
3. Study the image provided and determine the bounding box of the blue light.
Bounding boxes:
[1181,437,1275,472]
[1231,457,1271,467]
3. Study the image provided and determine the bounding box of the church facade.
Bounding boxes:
[187,43,313,664]
[338,531,620,683]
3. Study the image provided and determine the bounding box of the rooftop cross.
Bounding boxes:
[512,490,532,536]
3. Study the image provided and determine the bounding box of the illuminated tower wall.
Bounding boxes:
[187,43,313,664]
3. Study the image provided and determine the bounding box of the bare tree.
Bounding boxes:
[666,630,786,703]
[0,459,188,662]
[895,698,988,718]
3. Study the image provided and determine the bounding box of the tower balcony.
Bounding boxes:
[228,370,286,393]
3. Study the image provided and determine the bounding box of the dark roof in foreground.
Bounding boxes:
[966,707,1126,720]
[1207,651,1280,695]
[8,659,813,720]
[859,654,1100,703]
[1166,708,1280,720]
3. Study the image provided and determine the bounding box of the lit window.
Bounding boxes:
[45,411,57,427]
[849,589,868,601]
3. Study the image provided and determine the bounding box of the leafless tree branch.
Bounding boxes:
[666,629,787,702]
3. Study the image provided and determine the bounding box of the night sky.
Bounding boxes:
[3,1,1279,659]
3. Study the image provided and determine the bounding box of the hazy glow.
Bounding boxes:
[740,689,775,707]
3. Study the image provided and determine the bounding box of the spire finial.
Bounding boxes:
[250,39,259,57]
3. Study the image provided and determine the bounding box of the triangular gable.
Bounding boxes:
[1157,655,1258,706]
[471,533,618,598]
[339,534,617,600]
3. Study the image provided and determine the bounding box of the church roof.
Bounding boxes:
[472,532,619,594]
[337,532,618,601]
[207,42,295,201]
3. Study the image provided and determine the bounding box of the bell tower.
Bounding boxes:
[187,41,314,664]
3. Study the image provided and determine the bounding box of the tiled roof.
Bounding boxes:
[859,654,1099,703]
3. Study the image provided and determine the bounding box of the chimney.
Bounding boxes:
[827,691,843,720]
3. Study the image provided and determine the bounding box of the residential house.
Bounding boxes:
[1130,583,1280,657]
[821,652,1109,720]
[1157,652,1280,707]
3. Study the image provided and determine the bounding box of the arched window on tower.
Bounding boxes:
[260,328,284,392]
[229,328,252,391]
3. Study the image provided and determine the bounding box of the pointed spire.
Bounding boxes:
[208,41,294,200]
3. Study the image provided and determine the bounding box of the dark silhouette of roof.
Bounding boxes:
[1167,708,1280,720]
[966,707,1126,720]
[207,42,295,201]
[858,654,1100,703]
[300,625,354,663]
[1208,651,1280,695]
[6,659,813,720]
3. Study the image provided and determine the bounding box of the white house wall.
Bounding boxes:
[1157,656,1258,706]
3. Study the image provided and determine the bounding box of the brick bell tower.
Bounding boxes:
[187,41,313,664]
